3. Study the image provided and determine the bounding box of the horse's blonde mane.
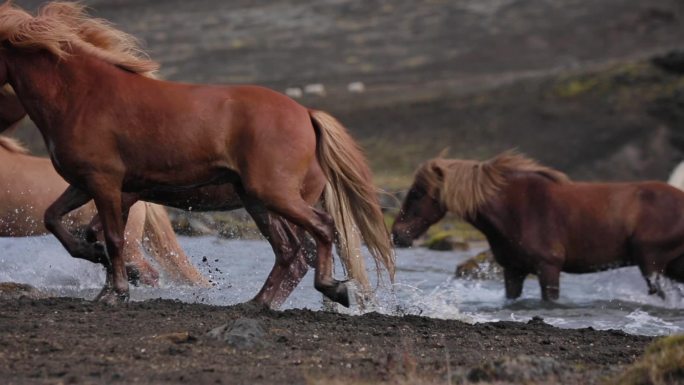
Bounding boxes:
[416,151,570,218]
[0,135,28,154]
[0,1,158,76]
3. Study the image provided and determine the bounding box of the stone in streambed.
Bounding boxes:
[206,318,270,349]
[455,250,503,280]
[464,355,564,383]
[0,282,49,300]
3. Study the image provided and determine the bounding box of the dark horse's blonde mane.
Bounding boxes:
[0,135,28,154]
[0,1,158,76]
[415,151,570,218]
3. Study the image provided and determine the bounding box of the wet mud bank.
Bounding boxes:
[0,297,652,384]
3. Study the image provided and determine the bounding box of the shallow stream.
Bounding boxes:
[1,236,682,336]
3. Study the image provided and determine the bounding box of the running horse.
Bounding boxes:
[392,151,684,300]
[0,84,373,310]
[0,2,393,306]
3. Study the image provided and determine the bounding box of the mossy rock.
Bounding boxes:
[455,250,503,280]
[0,282,49,300]
[612,334,684,385]
[421,230,470,251]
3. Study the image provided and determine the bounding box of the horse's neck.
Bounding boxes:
[466,180,516,242]
[0,91,26,131]
[6,48,107,134]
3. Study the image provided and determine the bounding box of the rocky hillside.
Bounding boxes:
[12,0,684,186]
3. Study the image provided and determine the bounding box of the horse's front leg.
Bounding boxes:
[44,185,107,264]
[84,196,158,286]
[503,267,527,300]
[90,182,131,304]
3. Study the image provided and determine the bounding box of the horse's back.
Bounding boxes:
[623,181,684,243]
[495,176,684,272]
[553,180,684,269]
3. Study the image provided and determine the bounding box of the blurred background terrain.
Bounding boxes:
[12,0,684,209]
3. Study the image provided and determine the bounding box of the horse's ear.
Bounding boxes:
[437,147,449,158]
[431,162,444,181]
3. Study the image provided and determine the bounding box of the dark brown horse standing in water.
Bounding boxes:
[392,151,684,301]
[0,2,393,306]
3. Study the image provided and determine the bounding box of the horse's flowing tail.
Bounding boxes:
[141,203,210,287]
[309,110,395,290]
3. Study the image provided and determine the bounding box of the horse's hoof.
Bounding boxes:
[317,280,350,308]
[244,299,271,311]
[94,288,129,305]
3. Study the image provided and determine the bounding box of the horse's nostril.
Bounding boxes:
[392,233,412,248]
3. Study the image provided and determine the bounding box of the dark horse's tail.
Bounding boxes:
[309,110,395,291]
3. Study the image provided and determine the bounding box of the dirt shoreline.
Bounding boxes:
[0,297,651,384]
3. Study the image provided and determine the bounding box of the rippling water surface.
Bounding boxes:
[1,235,682,336]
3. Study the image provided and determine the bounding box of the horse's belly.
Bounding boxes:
[562,250,631,273]
[137,184,243,212]
[123,164,239,193]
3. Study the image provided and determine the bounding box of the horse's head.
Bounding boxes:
[391,163,447,248]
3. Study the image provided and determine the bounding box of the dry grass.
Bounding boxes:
[611,334,684,385]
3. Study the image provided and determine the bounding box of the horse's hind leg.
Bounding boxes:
[238,184,348,306]
[635,250,670,298]
[239,191,321,308]
[665,255,684,283]
[44,185,108,265]
[251,215,314,308]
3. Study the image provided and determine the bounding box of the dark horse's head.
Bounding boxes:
[391,161,447,247]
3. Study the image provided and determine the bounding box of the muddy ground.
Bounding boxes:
[0,297,651,385]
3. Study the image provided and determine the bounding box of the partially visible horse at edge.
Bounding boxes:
[0,134,209,287]
[0,2,394,306]
[669,161,684,191]
[392,151,684,301]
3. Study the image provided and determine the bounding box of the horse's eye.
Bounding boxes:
[406,187,425,202]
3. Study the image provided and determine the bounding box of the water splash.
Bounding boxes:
[1,235,683,336]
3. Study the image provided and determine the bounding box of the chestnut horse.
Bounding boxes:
[0,84,373,310]
[0,132,208,287]
[0,2,393,306]
[392,151,684,301]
